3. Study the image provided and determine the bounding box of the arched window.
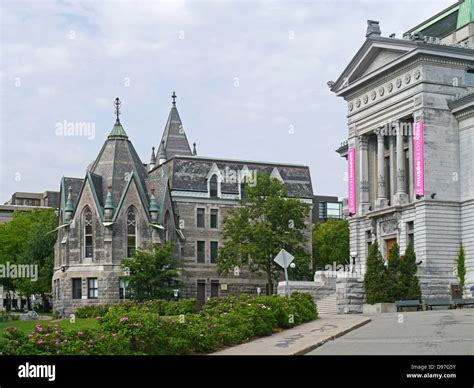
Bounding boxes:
[164,210,171,242]
[127,207,137,258]
[210,175,218,198]
[83,207,93,258]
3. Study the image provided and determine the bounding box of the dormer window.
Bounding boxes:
[210,175,218,198]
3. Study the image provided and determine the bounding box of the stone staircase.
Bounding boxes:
[316,292,337,315]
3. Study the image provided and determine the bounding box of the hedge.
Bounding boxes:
[1,293,317,355]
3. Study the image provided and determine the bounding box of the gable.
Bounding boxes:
[359,48,409,78]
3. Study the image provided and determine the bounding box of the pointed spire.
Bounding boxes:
[108,97,128,139]
[65,186,74,213]
[149,187,159,214]
[193,142,197,156]
[158,140,167,164]
[156,92,192,159]
[104,185,114,210]
[149,146,156,171]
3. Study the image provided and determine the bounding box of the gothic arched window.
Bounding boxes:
[127,207,137,258]
[83,207,93,258]
[210,175,218,198]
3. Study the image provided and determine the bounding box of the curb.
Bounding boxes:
[294,317,372,355]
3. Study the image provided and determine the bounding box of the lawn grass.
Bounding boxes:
[0,318,99,333]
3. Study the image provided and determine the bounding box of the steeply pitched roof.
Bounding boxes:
[89,120,148,209]
[157,102,193,160]
[159,156,313,199]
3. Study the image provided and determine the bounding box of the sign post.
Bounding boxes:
[273,249,295,297]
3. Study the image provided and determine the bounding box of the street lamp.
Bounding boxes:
[289,262,296,280]
[173,289,180,301]
[350,251,357,272]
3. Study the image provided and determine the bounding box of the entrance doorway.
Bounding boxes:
[385,238,397,260]
[197,281,206,309]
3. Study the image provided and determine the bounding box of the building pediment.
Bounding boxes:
[331,37,415,97]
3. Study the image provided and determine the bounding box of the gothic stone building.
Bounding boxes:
[332,0,474,299]
[52,96,313,316]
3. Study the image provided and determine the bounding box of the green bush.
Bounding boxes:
[3,293,317,355]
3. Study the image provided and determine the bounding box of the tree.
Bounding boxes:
[401,243,421,301]
[121,242,181,302]
[217,172,311,294]
[0,209,57,311]
[312,219,349,270]
[387,242,403,301]
[363,241,391,304]
[457,244,466,297]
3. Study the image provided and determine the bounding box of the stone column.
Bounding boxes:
[359,135,371,214]
[376,130,388,208]
[394,122,409,205]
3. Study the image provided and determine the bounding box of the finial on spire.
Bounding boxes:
[114,97,121,123]
[193,142,197,156]
[172,91,177,106]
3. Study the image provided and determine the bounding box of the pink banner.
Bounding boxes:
[413,121,425,196]
[348,148,356,214]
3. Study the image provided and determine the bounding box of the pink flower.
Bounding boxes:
[46,324,51,330]
[35,325,42,333]
[45,333,50,337]
[119,317,128,322]
[95,316,102,320]
[37,339,43,344]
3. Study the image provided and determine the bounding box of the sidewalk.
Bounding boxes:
[212,314,371,355]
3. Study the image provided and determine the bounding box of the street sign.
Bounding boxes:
[273,249,294,297]
[274,249,294,269]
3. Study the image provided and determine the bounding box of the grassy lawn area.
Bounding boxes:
[0,318,98,333]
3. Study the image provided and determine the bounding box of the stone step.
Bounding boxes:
[316,293,337,315]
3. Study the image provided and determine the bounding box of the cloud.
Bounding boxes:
[0,0,454,201]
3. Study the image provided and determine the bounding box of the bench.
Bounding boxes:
[453,298,474,309]
[395,300,423,312]
[425,298,453,310]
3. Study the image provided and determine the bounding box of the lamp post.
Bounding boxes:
[350,251,358,273]
[289,262,296,280]
[173,289,180,301]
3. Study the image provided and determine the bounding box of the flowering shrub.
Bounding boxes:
[1,324,131,355]
[2,294,316,355]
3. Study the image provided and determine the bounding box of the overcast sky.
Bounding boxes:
[0,0,454,203]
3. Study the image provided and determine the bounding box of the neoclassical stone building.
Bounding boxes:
[52,96,313,315]
[332,1,474,298]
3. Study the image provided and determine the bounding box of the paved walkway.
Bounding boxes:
[307,309,474,355]
[212,314,371,355]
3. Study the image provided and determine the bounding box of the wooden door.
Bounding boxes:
[197,281,206,309]
[386,238,397,259]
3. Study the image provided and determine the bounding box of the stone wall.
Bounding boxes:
[336,276,365,314]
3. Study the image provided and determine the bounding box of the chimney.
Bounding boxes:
[366,20,381,38]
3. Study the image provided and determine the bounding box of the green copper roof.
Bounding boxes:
[65,189,74,212]
[149,193,159,212]
[104,190,114,210]
[457,0,474,28]
[108,119,128,139]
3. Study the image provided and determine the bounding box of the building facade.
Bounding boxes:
[331,1,474,298]
[52,96,313,316]
[312,195,343,223]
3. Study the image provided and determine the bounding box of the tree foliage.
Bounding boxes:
[312,218,349,269]
[457,244,466,295]
[364,241,421,304]
[121,242,181,302]
[217,172,311,294]
[0,208,57,309]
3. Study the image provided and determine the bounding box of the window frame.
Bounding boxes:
[87,278,98,299]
